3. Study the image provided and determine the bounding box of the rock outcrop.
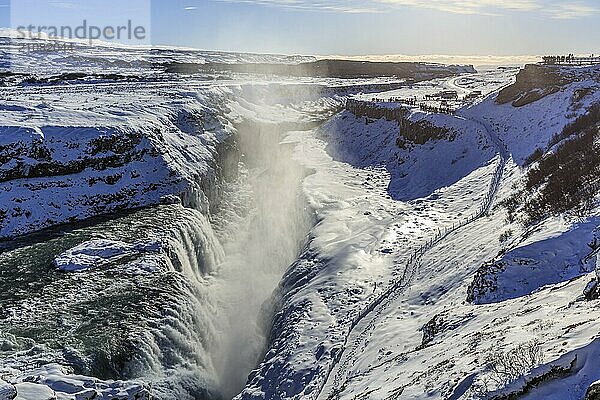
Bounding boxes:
[496,64,574,107]
[0,88,239,239]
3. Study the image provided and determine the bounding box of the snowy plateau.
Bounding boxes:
[0,36,600,400]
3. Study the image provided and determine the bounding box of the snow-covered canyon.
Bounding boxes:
[2,38,600,400]
[237,67,600,400]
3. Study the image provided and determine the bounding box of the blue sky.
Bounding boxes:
[3,0,600,56]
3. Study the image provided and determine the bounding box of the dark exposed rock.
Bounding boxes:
[586,380,600,400]
[496,64,575,107]
[20,72,151,86]
[344,100,453,146]
[583,278,599,300]
[419,314,444,348]
[418,313,472,349]
[467,260,505,304]
[0,127,152,183]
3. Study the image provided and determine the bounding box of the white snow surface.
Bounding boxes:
[1,364,150,400]
[0,42,432,399]
[237,65,600,400]
[54,239,162,274]
[4,41,600,400]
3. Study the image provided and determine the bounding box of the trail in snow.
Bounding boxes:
[317,82,509,400]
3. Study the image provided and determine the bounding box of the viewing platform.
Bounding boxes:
[542,54,600,66]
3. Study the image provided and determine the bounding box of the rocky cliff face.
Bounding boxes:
[496,64,576,107]
[0,85,239,239]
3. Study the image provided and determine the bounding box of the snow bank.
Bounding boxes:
[468,219,600,304]
[490,338,600,400]
[1,364,149,400]
[321,109,496,201]
[54,239,162,274]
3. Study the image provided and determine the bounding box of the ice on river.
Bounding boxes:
[54,239,162,274]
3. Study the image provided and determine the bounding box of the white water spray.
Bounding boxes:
[209,122,313,398]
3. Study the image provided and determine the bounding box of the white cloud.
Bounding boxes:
[214,0,599,18]
[50,2,79,9]
[215,0,385,13]
[215,0,541,14]
[545,2,599,19]
[378,0,540,15]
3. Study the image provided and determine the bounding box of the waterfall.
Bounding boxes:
[119,206,227,400]
[119,121,314,400]
[166,207,226,278]
[208,121,314,398]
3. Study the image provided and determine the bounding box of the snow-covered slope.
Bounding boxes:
[238,65,600,400]
[0,38,351,400]
[5,38,468,399]
[0,82,238,239]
